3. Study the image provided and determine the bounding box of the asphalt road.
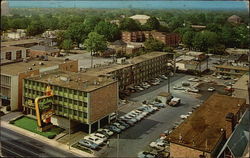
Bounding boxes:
[101,73,202,157]
[0,127,78,158]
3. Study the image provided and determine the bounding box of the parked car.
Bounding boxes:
[187,88,199,93]
[208,87,215,92]
[150,138,167,151]
[78,139,99,150]
[222,76,231,80]
[188,78,200,82]
[169,98,181,106]
[113,122,126,130]
[151,102,165,108]
[117,120,130,128]
[120,118,135,126]
[120,116,137,124]
[182,82,190,86]
[90,133,108,141]
[180,114,189,119]
[161,75,168,80]
[173,86,186,90]
[97,128,114,137]
[225,86,234,92]
[138,151,157,158]
[84,135,104,145]
[108,125,121,133]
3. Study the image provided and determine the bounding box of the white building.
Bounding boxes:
[1,0,10,16]
[129,14,150,24]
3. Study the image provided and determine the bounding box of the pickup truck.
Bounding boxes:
[169,98,181,106]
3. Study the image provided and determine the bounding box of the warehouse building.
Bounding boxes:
[166,94,247,158]
[22,70,118,133]
[1,46,28,64]
[214,64,248,78]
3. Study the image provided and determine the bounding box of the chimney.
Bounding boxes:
[225,112,235,138]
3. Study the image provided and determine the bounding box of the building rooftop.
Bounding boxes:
[29,45,59,52]
[166,94,246,153]
[176,55,195,62]
[215,64,248,71]
[186,51,204,56]
[226,48,249,55]
[233,73,249,90]
[1,46,26,52]
[27,71,116,92]
[1,39,44,47]
[87,52,167,76]
[1,57,70,76]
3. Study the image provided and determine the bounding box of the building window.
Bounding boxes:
[84,92,87,97]
[83,102,87,108]
[69,109,72,114]
[78,111,83,117]
[69,99,72,104]
[73,100,77,105]
[74,90,78,95]
[73,110,77,116]
[83,112,87,118]
[5,52,12,60]
[59,106,62,112]
[16,50,22,59]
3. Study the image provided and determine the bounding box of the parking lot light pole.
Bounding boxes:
[116,134,119,158]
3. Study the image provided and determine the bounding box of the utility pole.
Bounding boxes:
[68,117,71,150]
[116,134,119,158]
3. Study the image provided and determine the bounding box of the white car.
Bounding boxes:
[187,111,193,115]
[173,86,186,90]
[180,114,189,119]
[187,88,199,93]
[90,133,108,141]
[113,122,126,130]
[146,104,159,111]
[134,110,148,116]
[150,138,166,151]
[84,135,104,145]
[161,75,168,80]
[97,128,114,136]
[208,87,215,92]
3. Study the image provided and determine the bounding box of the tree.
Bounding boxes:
[182,31,195,49]
[66,22,88,47]
[60,39,73,53]
[84,16,101,33]
[144,38,165,52]
[84,32,107,67]
[144,17,160,30]
[94,21,120,42]
[119,18,141,31]
[193,31,218,52]
[26,21,45,36]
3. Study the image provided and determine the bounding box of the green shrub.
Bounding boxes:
[48,134,56,139]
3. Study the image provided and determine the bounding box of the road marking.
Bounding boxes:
[2,139,40,156]
[1,146,24,157]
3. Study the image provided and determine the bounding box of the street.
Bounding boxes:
[101,73,202,157]
[1,127,77,157]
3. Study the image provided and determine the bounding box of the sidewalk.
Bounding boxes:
[1,112,94,157]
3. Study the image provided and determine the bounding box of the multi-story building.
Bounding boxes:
[233,73,249,104]
[122,31,181,47]
[88,52,170,91]
[23,70,118,133]
[0,57,78,111]
[214,64,248,77]
[166,94,247,158]
[1,46,28,64]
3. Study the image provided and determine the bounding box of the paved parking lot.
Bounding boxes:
[98,73,203,157]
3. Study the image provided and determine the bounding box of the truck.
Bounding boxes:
[169,97,181,106]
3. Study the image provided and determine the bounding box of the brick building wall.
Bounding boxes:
[58,60,78,72]
[29,50,59,58]
[89,82,118,123]
[170,143,211,158]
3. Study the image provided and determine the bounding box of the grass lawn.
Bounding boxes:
[11,116,64,139]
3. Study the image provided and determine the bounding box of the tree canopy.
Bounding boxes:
[94,21,120,42]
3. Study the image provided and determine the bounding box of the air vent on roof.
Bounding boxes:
[28,67,33,70]
[32,64,36,66]
[39,62,44,65]
[65,58,69,61]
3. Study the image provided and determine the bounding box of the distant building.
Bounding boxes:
[186,51,207,61]
[2,39,45,48]
[2,29,26,40]
[176,55,208,74]
[214,64,248,78]
[0,57,78,111]
[28,45,60,57]
[191,25,206,30]
[129,14,150,24]
[1,0,10,16]
[166,94,247,158]
[233,73,249,104]
[1,46,28,64]
[227,15,242,24]
[23,70,118,133]
[122,31,181,47]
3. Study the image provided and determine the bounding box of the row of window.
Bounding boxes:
[54,104,87,119]
[25,80,88,97]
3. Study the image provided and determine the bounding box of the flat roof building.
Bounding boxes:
[1,46,28,65]
[23,70,118,133]
[233,73,249,104]
[167,94,247,158]
[0,57,78,111]
[129,14,150,24]
[214,64,248,77]
[1,39,45,48]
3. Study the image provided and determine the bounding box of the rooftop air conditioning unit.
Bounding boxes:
[60,76,68,82]
[117,57,126,64]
